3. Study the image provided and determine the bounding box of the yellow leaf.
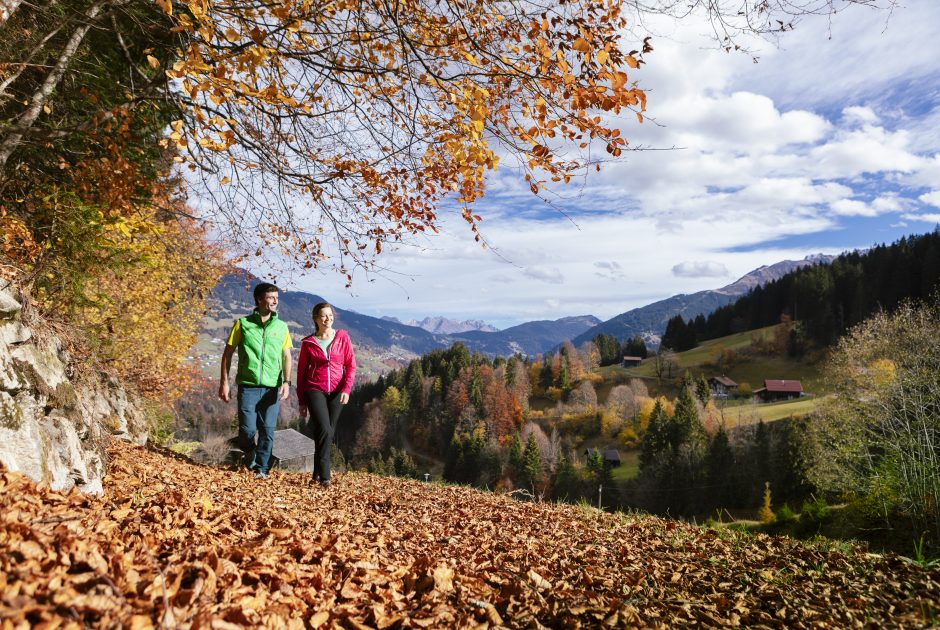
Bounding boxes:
[572,38,590,53]
[43,104,51,114]
[433,564,454,592]
[309,611,330,628]
[528,569,551,590]
[597,49,609,65]
[224,28,239,42]
[146,55,160,69]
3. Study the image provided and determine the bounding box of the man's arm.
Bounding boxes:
[219,344,235,402]
[280,346,292,401]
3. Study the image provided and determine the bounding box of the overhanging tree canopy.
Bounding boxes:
[0,0,897,280]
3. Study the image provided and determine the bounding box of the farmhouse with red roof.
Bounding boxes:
[753,379,804,403]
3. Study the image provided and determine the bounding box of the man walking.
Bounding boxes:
[218,282,292,478]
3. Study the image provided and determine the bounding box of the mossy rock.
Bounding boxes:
[0,391,23,430]
[47,382,78,410]
[101,414,123,433]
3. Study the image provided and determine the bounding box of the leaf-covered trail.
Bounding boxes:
[2,441,938,628]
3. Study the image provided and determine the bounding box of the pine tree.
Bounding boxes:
[640,400,669,470]
[509,433,524,483]
[522,434,544,490]
[552,453,581,501]
[696,374,712,405]
[670,384,703,452]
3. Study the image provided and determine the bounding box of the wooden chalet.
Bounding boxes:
[753,379,804,403]
[621,355,643,367]
[708,375,738,398]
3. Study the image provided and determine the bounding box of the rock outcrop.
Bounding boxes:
[0,283,147,494]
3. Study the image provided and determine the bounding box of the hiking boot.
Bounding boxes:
[255,470,268,479]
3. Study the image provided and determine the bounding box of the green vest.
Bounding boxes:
[235,311,290,387]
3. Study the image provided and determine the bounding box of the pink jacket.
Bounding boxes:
[296,329,357,404]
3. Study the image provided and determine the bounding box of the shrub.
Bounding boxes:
[758,482,775,524]
[775,504,797,524]
[195,433,232,466]
[796,496,832,535]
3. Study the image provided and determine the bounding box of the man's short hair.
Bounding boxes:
[253,282,279,305]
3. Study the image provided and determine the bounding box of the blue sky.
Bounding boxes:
[261,0,940,330]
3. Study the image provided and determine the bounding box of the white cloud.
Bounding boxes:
[920,191,940,208]
[873,195,905,213]
[672,261,729,278]
[842,106,880,126]
[522,266,565,284]
[594,260,626,281]
[808,126,919,179]
[830,199,877,217]
[902,213,940,224]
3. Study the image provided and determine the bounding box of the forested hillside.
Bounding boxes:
[340,336,816,523]
[572,255,835,348]
[660,231,940,353]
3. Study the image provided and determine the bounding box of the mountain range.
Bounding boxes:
[381,316,498,334]
[200,273,601,381]
[571,254,835,348]
[199,255,833,381]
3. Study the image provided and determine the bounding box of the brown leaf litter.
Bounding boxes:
[1,440,938,628]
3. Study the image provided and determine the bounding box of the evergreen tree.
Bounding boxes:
[391,447,419,478]
[696,374,711,405]
[559,356,570,392]
[670,384,704,452]
[539,354,554,390]
[508,433,524,482]
[640,400,669,470]
[624,335,648,359]
[706,427,736,508]
[552,453,581,501]
[586,448,612,490]
[522,434,544,490]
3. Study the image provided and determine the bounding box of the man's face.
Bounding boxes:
[257,291,279,314]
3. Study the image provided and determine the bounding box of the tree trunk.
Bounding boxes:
[0,0,107,175]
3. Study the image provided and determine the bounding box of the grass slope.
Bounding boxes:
[3,441,939,628]
[600,324,826,400]
[718,397,825,427]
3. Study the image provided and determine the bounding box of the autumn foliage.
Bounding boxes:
[159,0,648,274]
[2,440,938,628]
[0,108,223,398]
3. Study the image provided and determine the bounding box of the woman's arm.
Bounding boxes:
[338,333,357,395]
[296,341,308,411]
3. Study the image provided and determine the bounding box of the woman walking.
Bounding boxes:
[296,302,357,486]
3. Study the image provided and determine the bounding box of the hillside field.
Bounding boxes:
[718,397,824,426]
[598,324,826,399]
[2,441,938,628]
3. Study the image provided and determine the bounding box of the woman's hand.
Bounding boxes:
[339,392,349,405]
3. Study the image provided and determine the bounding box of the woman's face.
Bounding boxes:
[315,307,334,331]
